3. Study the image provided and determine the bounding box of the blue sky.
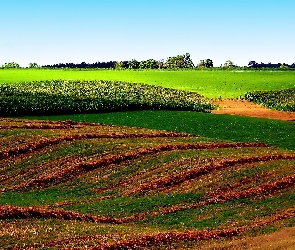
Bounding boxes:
[1,0,294,67]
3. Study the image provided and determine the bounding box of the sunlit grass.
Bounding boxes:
[1,68,295,98]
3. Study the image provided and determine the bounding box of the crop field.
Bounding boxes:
[1,68,295,98]
[246,88,295,112]
[0,118,295,249]
[0,80,213,116]
[0,69,294,249]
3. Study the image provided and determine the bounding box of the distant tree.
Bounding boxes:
[197,60,206,68]
[183,53,194,68]
[280,64,289,69]
[157,59,164,69]
[139,59,158,69]
[205,59,213,68]
[28,62,39,68]
[198,59,213,68]
[248,61,258,68]
[115,61,125,70]
[146,59,158,69]
[3,62,20,68]
[223,60,235,68]
[128,59,139,69]
[165,53,194,69]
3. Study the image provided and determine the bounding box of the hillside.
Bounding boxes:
[0,118,294,249]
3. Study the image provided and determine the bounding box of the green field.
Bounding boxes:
[22,110,295,150]
[1,68,295,98]
[0,69,295,249]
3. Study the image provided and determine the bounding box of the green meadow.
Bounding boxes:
[1,68,295,98]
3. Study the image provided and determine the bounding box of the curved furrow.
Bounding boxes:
[0,123,82,130]
[0,119,102,129]
[94,158,184,196]
[0,155,82,186]
[0,205,123,224]
[206,172,271,197]
[126,154,295,196]
[8,142,268,191]
[1,174,294,225]
[71,209,295,250]
[0,131,193,160]
[123,172,295,222]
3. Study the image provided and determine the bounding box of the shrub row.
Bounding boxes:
[0,80,215,116]
[245,88,295,112]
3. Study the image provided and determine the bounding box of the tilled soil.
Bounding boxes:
[212,99,295,121]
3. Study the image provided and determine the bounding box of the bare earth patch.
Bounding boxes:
[212,99,295,121]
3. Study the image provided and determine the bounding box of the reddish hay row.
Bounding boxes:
[9,142,268,191]
[126,154,295,195]
[0,119,101,129]
[207,173,295,203]
[0,123,82,130]
[125,172,295,222]
[59,209,295,249]
[1,173,294,225]
[0,205,123,224]
[95,158,186,196]
[0,131,193,160]
[206,172,270,197]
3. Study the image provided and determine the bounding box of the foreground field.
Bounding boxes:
[1,69,295,98]
[23,110,295,150]
[0,118,294,249]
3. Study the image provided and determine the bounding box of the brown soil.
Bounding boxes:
[212,99,295,121]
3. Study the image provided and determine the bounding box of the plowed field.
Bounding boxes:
[0,118,294,249]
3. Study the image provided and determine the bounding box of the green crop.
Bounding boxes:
[1,69,295,98]
[0,80,214,116]
[245,88,295,112]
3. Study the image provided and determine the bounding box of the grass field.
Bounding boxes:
[1,68,295,98]
[21,110,295,150]
[0,69,294,249]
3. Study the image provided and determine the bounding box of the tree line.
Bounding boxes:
[1,53,294,69]
[248,61,295,69]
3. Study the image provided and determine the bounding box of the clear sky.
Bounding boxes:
[1,0,294,67]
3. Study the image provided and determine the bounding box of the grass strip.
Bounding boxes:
[23,110,295,150]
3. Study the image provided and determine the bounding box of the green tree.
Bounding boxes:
[28,62,39,68]
[223,60,235,68]
[205,59,213,68]
[164,53,194,69]
[198,59,213,68]
[128,59,139,69]
[3,62,20,68]
[183,53,195,68]
[157,59,164,69]
[115,61,125,70]
[139,59,158,69]
[198,60,206,68]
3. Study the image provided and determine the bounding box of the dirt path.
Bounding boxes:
[212,99,295,121]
